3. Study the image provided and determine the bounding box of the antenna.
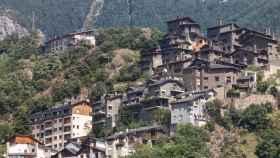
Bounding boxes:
[32,11,36,31]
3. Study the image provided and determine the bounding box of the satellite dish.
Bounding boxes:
[163,68,168,73]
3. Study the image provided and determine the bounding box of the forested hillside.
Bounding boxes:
[1,0,280,38]
[0,28,162,144]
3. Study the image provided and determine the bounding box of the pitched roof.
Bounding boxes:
[106,125,166,140]
[186,59,241,71]
[167,16,196,24]
[148,79,184,88]
[207,23,240,31]
[8,135,42,145]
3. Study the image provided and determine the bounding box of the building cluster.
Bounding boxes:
[43,30,96,53]
[5,16,279,158]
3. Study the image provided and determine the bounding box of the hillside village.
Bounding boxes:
[4,16,280,158]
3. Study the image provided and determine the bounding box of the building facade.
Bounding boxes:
[30,100,92,151]
[183,59,241,91]
[44,31,96,53]
[6,135,55,158]
[170,90,216,134]
[105,126,167,158]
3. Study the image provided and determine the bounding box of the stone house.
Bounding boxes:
[139,16,208,74]
[51,136,105,158]
[92,93,123,132]
[207,23,241,53]
[170,90,216,134]
[121,79,185,123]
[44,30,96,53]
[105,126,167,158]
[183,59,241,91]
[207,22,279,64]
[147,79,185,98]
[139,48,162,73]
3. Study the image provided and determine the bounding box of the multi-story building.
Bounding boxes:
[30,100,92,151]
[6,135,55,158]
[44,30,96,53]
[140,16,208,74]
[170,90,216,134]
[121,79,185,123]
[183,59,241,91]
[105,126,167,158]
[207,22,279,63]
[92,93,123,131]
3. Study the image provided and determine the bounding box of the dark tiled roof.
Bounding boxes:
[207,23,240,31]
[167,16,196,24]
[148,79,184,88]
[106,125,166,140]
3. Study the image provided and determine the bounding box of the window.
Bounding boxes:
[59,119,63,122]
[64,117,71,124]
[54,136,57,140]
[53,128,57,132]
[108,106,112,110]
[226,76,231,83]
[77,125,80,129]
[215,76,220,82]
[59,127,63,131]
[204,77,208,80]
[64,134,71,139]
[64,126,71,132]
[59,135,63,139]
[179,115,183,121]
[204,86,208,89]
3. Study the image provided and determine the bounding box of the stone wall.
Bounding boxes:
[226,94,278,110]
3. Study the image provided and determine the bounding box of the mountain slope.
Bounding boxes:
[1,0,280,38]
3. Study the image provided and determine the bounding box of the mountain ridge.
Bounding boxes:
[1,0,280,39]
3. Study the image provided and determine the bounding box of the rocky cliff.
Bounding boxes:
[0,16,29,40]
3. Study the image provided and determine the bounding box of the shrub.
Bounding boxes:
[239,103,273,132]
[257,81,269,93]
[256,129,280,158]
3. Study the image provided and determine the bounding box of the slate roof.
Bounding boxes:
[106,125,166,140]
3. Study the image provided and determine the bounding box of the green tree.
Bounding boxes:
[256,129,280,158]
[151,108,170,126]
[239,103,272,132]
[129,124,210,158]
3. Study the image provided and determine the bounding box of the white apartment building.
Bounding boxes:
[30,100,92,151]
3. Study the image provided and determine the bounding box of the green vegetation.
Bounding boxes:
[239,103,273,132]
[227,88,241,98]
[256,129,280,158]
[0,28,163,144]
[129,124,210,158]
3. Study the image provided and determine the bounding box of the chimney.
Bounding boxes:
[266,28,271,35]
[272,32,276,40]
[253,44,257,52]
[218,19,224,26]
